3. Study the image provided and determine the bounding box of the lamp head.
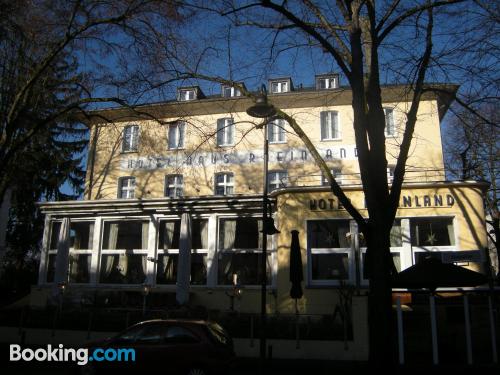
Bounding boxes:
[261,217,280,235]
[246,85,277,118]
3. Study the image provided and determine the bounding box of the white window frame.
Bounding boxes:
[68,220,95,284]
[320,111,341,141]
[268,170,288,192]
[307,219,355,287]
[122,125,139,152]
[216,118,234,147]
[268,119,287,144]
[409,216,457,251]
[317,76,338,90]
[156,217,209,288]
[322,168,343,186]
[387,165,395,184]
[270,81,289,94]
[118,177,136,199]
[165,175,183,198]
[216,215,276,288]
[45,220,62,283]
[178,89,196,101]
[214,172,234,196]
[222,86,241,98]
[98,219,150,286]
[384,107,396,137]
[168,121,185,149]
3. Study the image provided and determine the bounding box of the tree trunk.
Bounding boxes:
[366,219,396,372]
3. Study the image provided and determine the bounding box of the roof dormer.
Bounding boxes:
[177,86,205,101]
[268,77,293,94]
[315,73,339,90]
[221,83,246,98]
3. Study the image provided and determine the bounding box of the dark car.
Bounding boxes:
[81,319,235,375]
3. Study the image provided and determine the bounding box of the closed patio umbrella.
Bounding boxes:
[392,256,488,291]
[176,212,192,305]
[289,230,303,313]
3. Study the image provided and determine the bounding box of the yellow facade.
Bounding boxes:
[85,87,447,200]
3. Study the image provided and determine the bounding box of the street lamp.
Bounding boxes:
[246,84,280,363]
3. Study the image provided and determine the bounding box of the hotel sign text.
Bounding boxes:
[121,146,358,170]
[309,194,455,211]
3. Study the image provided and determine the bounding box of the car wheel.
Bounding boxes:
[186,367,207,375]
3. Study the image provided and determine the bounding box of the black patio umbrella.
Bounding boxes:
[289,230,303,312]
[392,256,488,291]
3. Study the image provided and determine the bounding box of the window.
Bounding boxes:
[322,168,342,186]
[316,75,338,90]
[360,220,404,281]
[387,165,395,184]
[214,173,234,195]
[410,217,455,247]
[384,108,395,136]
[156,219,208,285]
[217,217,272,286]
[118,177,136,199]
[165,326,200,344]
[320,111,340,140]
[268,119,286,143]
[268,171,287,191]
[122,125,139,152]
[178,89,195,101]
[99,221,149,284]
[216,118,234,146]
[68,221,94,283]
[165,175,183,198]
[270,81,289,93]
[308,220,352,284]
[222,85,241,98]
[46,221,61,283]
[168,122,185,149]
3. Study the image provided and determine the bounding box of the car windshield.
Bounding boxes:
[207,322,230,345]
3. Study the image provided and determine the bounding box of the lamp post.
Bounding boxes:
[246,85,279,363]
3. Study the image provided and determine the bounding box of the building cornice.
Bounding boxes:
[269,179,489,197]
[38,195,268,216]
[38,180,487,216]
[82,83,459,126]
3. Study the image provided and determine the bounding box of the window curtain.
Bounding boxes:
[159,255,176,283]
[330,112,339,138]
[222,220,236,249]
[390,224,402,247]
[178,122,185,148]
[226,119,234,144]
[107,223,119,249]
[88,223,94,250]
[163,221,177,250]
[118,254,128,277]
[142,222,149,250]
[199,220,208,249]
[69,254,78,281]
[216,119,224,145]
[337,223,350,248]
[141,255,147,282]
[257,220,263,249]
[101,254,116,281]
[320,112,328,139]
[447,221,455,245]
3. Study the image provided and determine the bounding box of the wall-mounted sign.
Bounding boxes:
[121,146,358,170]
[308,193,455,211]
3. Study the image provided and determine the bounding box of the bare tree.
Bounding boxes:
[444,104,499,278]
[0,0,186,206]
[165,0,498,369]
